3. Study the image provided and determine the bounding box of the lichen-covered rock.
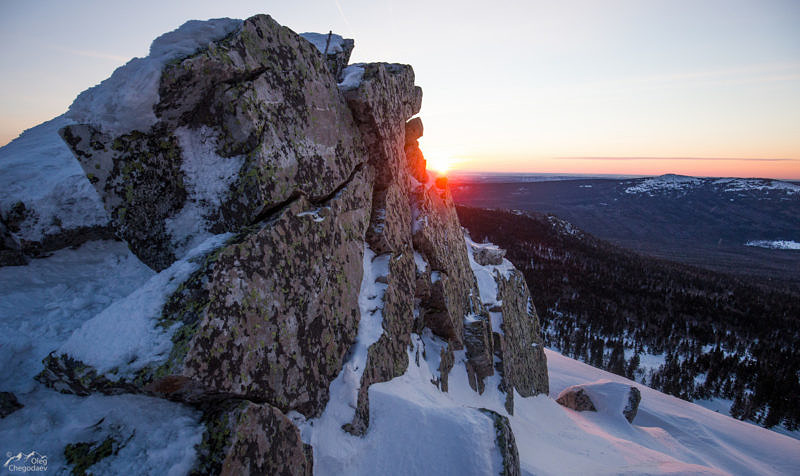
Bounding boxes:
[39,167,371,418]
[556,387,597,413]
[0,392,23,418]
[193,401,311,476]
[61,14,367,271]
[494,269,549,412]
[479,408,521,476]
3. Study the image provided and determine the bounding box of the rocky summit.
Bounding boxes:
[0,14,548,474]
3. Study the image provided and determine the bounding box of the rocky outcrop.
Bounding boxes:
[24,12,549,474]
[60,14,366,271]
[466,238,549,411]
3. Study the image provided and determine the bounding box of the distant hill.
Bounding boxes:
[451,174,800,288]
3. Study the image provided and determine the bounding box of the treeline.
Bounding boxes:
[456,206,800,431]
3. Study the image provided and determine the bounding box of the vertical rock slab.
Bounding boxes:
[194,401,312,476]
[61,14,367,270]
[412,183,485,350]
[492,269,549,413]
[343,63,422,189]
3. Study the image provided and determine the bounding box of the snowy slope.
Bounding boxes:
[302,338,800,475]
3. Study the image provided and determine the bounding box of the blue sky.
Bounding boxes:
[1,0,799,178]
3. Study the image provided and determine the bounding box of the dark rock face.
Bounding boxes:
[556,387,597,413]
[0,392,23,418]
[194,401,312,476]
[61,14,366,271]
[0,221,26,267]
[624,386,642,423]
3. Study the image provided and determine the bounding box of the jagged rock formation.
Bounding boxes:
[21,13,548,474]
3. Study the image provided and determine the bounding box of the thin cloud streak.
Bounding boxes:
[558,157,800,162]
[333,0,355,37]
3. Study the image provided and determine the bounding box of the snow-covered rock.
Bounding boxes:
[556,381,641,423]
[60,14,365,271]
[0,117,111,261]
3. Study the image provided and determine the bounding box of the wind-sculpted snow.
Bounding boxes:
[67,18,243,136]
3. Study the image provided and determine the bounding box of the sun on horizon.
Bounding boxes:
[426,155,453,176]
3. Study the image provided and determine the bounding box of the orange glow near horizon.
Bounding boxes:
[442,155,800,180]
[426,155,453,176]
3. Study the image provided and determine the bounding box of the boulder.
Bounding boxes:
[473,245,506,266]
[61,14,367,271]
[555,387,597,413]
[0,117,113,263]
[556,382,642,424]
[194,401,312,476]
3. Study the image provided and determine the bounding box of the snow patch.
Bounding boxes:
[714,178,800,194]
[300,32,345,55]
[625,174,702,195]
[338,64,365,91]
[58,234,232,377]
[745,240,800,250]
[465,235,515,306]
[165,126,244,258]
[66,18,242,136]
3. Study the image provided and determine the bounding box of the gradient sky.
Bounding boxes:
[1,0,799,179]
